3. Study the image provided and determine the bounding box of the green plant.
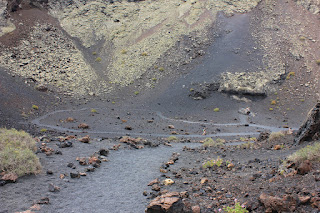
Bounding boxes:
[269,131,285,141]
[190,88,194,92]
[223,201,248,213]
[0,128,41,177]
[95,57,102,62]
[141,52,148,56]
[92,51,97,55]
[213,108,220,112]
[40,128,47,133]
[316,59,320,65]
[158,67,164,72]
[299,36,306,41]
[203,157,223,169]
[112,101,115,104]
[300,99,305,102]
[121,50,127,54]
[134,91,139,95]
[238,142,254,149]
[151,78,157,81]
[287,142,320,163]
[91,109,97,113]
[286,72,295,80]
[271,100,276,105]
[32,105,39,110]
[203,138,225,147]
[269,108,274,111]
[167,136,178,141]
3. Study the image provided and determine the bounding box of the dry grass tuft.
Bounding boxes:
[288,142,320,163]
[0,128,41,177]
[268,131,285,142]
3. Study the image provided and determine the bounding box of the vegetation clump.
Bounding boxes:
[0,128,41,177]
[203,138,225,147]
[167,136,178,141]
[286,72,295,80]
[270,100,276,105]
[223,200,249,213]
[95,57,102,62]
[213,108,220,112]
[316,59,320,65]
[268,131,285,142]
[287,142,320,163]
[32,105,39,110]
[91,109,97,113]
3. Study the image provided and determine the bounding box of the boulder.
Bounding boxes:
[294,101,320,144]
[146,192,184,213]
[259,193,297,212]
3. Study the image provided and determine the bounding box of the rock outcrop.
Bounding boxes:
[294,101,320,144]
[145,192,184,213]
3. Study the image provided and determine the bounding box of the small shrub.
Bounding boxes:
[154,65,158,69]
[203,138,225,147]
[92,51,97,55]
[141,52,148,56]
[112,101,115,104]
[299,36,306,41]
[223,201,248,213]
[91,109,97,113]
[300,99,305,102]
[40,128,47,133]
[95,57,102,62]
[268,131,285,141]
[121,50,127,54]
[286,72,295,80]
[0,128,41,177]
[238,142,254,149]
[158,67,164,72]
[270,100,276,105]
[190,88,194,92]
[134,91,139,95]
[167,136,178,141]
[287,142,320,163]
[269,108,274,111]
[213,108,220,112]
[316,59,320,65]
[151,78,157,81]
[203,157,223,169]
[32,105,39,110]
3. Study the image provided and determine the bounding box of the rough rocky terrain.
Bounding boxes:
[0,0,320,212]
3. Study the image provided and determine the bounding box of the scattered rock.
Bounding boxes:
[152,184,161,191]
[298,196,311,204]
[89,156,101,165]
[297,160,312,175]
[78,135,90,143]
[30,204,41,211]
[191,205,200,213]
[85,166,95,172]
[57,141,73,148]
[99,148,109,156]
[295,101,320,144]
[78,123,89,129]
[168,125,175,129]
[78,157,87,166]
[67,163,76,169]
[70,172,80,179]
[1,173,18,182]
[35,84,48,92]
[148,178,160,186]
[46,170,53,175]
[125,126,133,130]
[66,117,75,122]
[259,193,297,212]
[79,172,87,176]
[163,179,174,186]
[200,178,208,184]
[48,183,60,192]
[146,192,184,213]
[34,197,49,205]
[273,145,282,150]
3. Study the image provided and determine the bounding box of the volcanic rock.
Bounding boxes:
[78,123,89,129]
[259,193,297,212]
[146,192,184,213]
[295,101,320,144]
